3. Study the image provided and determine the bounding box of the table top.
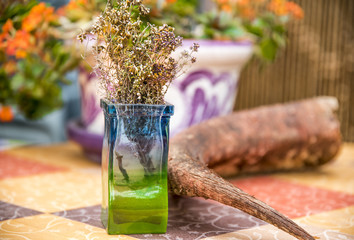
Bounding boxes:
[1,142,353,240]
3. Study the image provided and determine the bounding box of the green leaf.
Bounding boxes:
[11,73,26,91]
[272,32,286,48]
[252,18,268,29]
[224,27,245,39]
[32,87,44,98]
[31,62,46,79]
[273,24,286,35]
[260,38,278,61]
[0,0,38,27]
[244,23,263,38]
[0,70,14,104]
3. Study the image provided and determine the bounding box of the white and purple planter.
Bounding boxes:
[166,40,253,136]
[68,40,253,162]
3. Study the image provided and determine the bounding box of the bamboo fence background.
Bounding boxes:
[234,0,354,142]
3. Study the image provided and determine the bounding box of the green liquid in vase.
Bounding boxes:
[105,169,168,234]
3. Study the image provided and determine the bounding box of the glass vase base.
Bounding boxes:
[106,213,168,235]
[103,200,168,234]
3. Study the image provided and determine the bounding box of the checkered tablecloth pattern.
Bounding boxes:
[1,142,354,240]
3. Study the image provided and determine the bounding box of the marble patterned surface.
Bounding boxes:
[0,142,353,240]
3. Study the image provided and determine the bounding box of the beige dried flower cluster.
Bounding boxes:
[78,0,199,104]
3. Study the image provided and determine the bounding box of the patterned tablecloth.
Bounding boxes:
[1,142,354,240]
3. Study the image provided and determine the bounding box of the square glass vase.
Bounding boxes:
[100,99,174,235]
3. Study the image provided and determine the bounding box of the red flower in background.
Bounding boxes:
[0,106,14,122]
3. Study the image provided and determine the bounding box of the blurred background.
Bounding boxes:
[235,0,354,142]
[0,0,352,148]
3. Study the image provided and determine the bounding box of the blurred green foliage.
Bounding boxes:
[0,0,80,120]
[143,0,302,62]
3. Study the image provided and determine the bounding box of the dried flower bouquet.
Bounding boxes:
[78,0,198,105]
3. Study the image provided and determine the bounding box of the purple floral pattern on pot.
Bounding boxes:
[78,67,102,130]
[165,70,238,136]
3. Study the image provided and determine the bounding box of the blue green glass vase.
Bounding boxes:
[100,99,174,235]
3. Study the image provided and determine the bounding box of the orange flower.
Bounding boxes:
[2,19,13,33]
[215,0,233,12]
[237,0,250,6]
[221,3,232,12]
[166,0,177,3]
[6,30,32,58]
[56,6,66,16]
[268,0,287,16]
[44,6,56,22]
[0,106,14,122]
[240,7,255,19]
[3,60,17,75]
[22,11,43,32]
[15,49,27,59]
[268,0,304,18]
[0,19,14,49]
[216,0,227,3]
[65,0,87,10]
[143,0,155,4]
[22,2,57,32]
[236,0,258,19]
[285,2,304,19]
[66,0,77,10]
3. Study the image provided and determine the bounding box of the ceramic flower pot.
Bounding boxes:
[165,40,253,136]
[100,99,174,234]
